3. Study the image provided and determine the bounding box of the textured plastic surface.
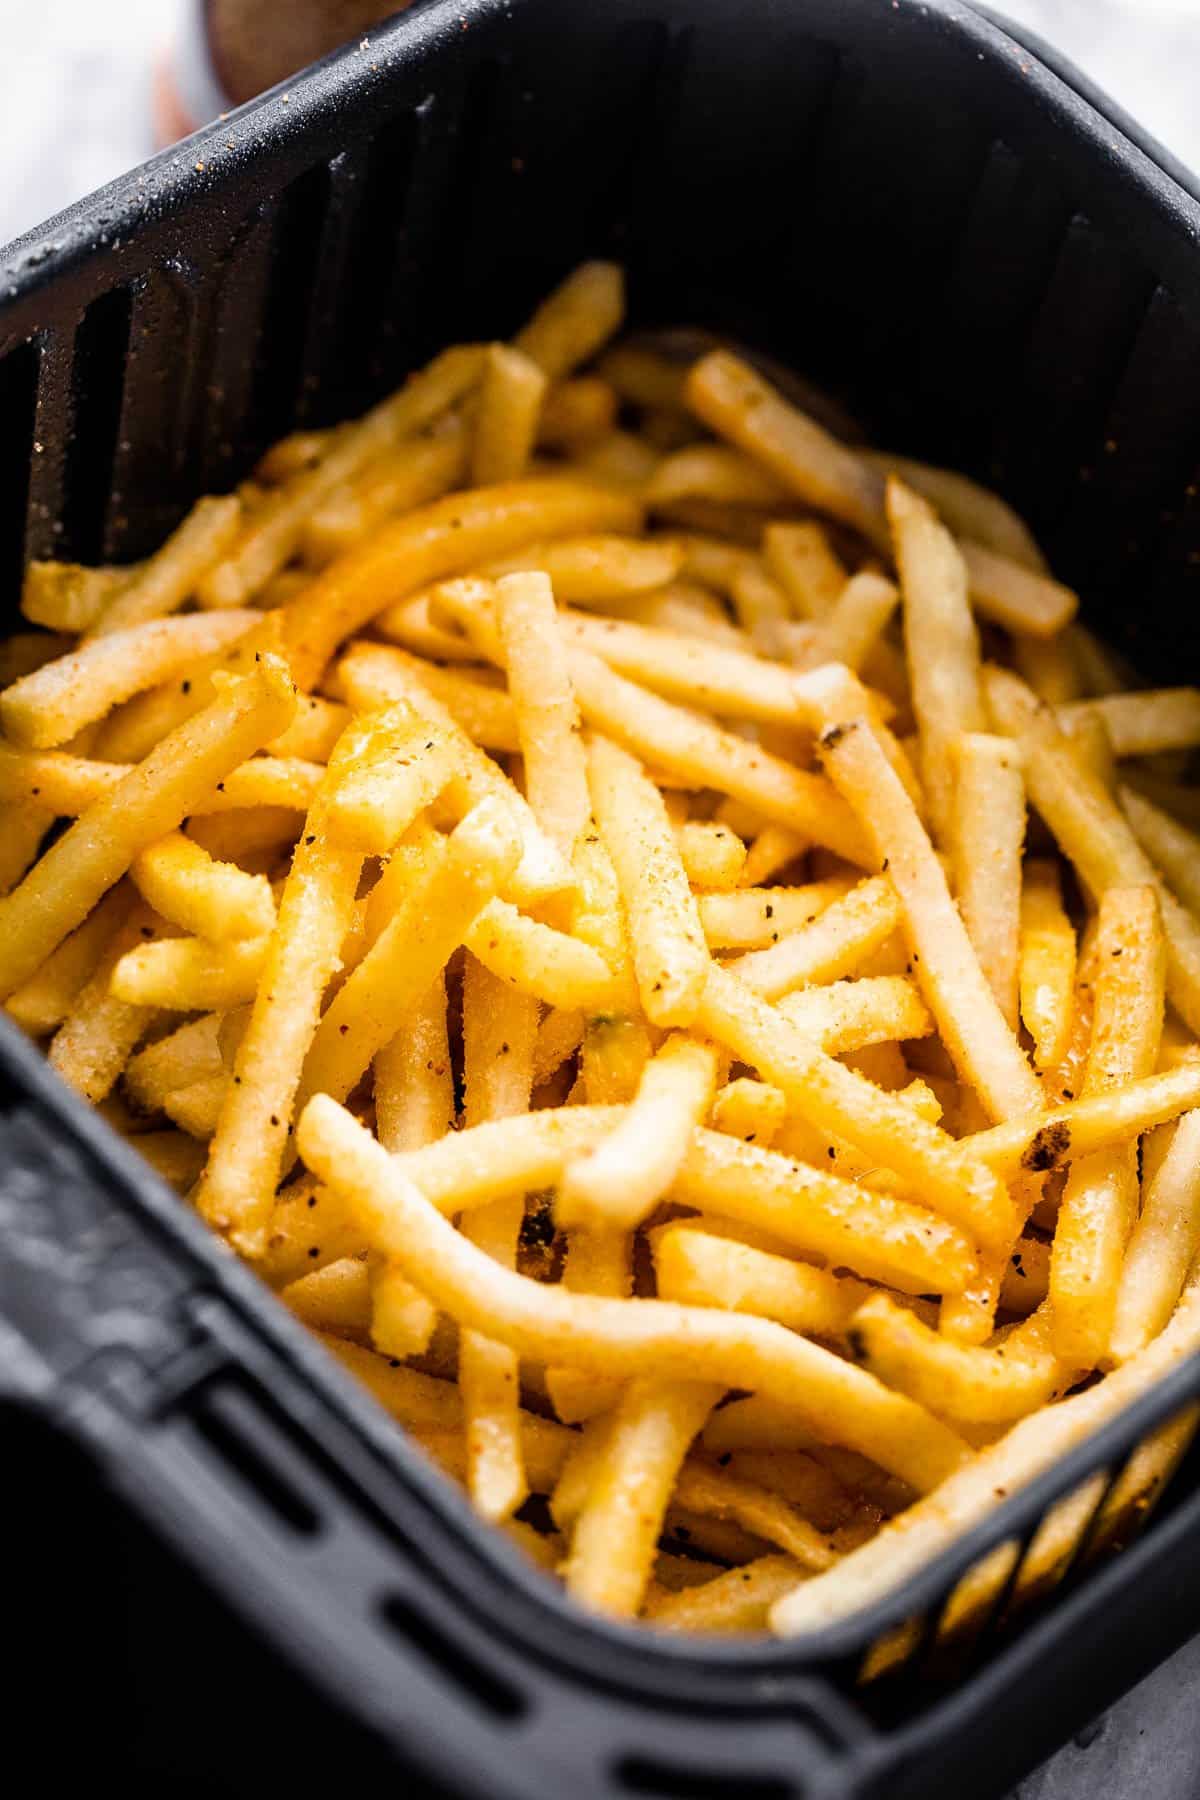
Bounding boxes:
[3,3,1200,1796]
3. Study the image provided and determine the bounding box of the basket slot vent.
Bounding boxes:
[196,199,287,493]
[59,286,133,565]
[616,1756,795,1799]
[377,1590,527,1720]
[912,138,1076,470]
[410,55,506,352]
[248,161,335,446]
[991,214,1156,532]
[340,109,424,405]
[290,146,379,426]
[103,262,210,561]
[187,1380,324,1539]
[0,336,47,584]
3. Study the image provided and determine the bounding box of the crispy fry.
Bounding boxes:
[654,1223,870,1340]
[4,884,131,1036]
[962,1062,1200,1178]
[863,452,1046,570]
[0,655,295,999]
[48,902,162,1102]
[323,703,460,854]
[1120,786,1200,918]
[301,434,468,567]
[513,261,624,379]
[697,879,854,951]
[1059,689,1200,759]
[471,343,547,485]
[1112,1108,1200,1360]
[129,830,276,942]
[710,1077,787,1146]
[775,975,932,1056]
[952,734,1025,1030]
[495,569,591,855]
[730,876,902,1001]
[91,495,243,632]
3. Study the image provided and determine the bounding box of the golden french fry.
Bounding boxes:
[537,377,619,449]
[1051,887,1165,1366]
[958,539,1077,637]
[709,1077,787,1146]
[587,732,709,1027]
[283,478,641,690]
[90,495,243,632]
[653,1223,870,1341]
[647,445,791,511]
[47,902,162,1102]
[565,1379,722,1617]
[1059,689,1200,759]
[482,534,684,602]
[4,884,131,1036]
[298,1093,972,1492]
[888,476,985,843]
[324,704,460,855]
[963,1061,1200,1179]
[1014,631,1082,705]
[124,1011,225,1114]
[558,1034,719,1232]
[0,609,259,749]
[296,799,520,1114]
[513,261,624,379]
[1019,858,1077,1070]
[129,831,276,942]
[21,562,131,633]
[952,734,1025,1030]
[1112,1107,1200,1360]
[572,651,870,864]
[465,899,621,1011]
[267,695,351,762]
[698,878,854,951]
[823,571,899,672]
[471,343,547,485]
[0,655,296,999]
[698,962,1017,1253]
[1120,786,1200,918]
[674,820,747,890]
[301,434,468,568]
[729,876,902,1001]
[645,1554,805,1632]
[988,664,1200,1035]
[818,713,1042,1122]
[685,353,888,550]
[554,607,805,725]
[863,452,1046,570]
[495,569,591,855]
[775,975,932,1056]
[761,522,847,620]
[850,1295,1065,1426]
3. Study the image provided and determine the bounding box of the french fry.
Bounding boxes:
[1120,786,1200,919]
[952,734,1025,1030]
[685,353,888,552]
[1050,887,1165,1366]
[762,522,847,620]
[495,570,591,855]
[90,495,243,632]
[267,695,351,762]
[1112,1107,1200,1360]
[282,1256,371,1336]
[301,433,468,568]
[532,1007,585,1089]
[698,962,1016,1253]
[129,831,276,942]
[282,477,641,690]
[554,608,807,725]
[740,824,811,888]
[675,820,747,890]
[323,704,460,854]
[482,534,684,602]
[647,445,792,511]
[200,345,486,608]
[571,651,870,864]
[710,1077,787,1146]
[465,899,621,1011]
[574,429,660,492]
[653,1223,870,1341]
[595,345,686,415]
[558,1034,720,1232]
[89,613,286,762]
[537,377,619,449]
[4,884,131,1036]
[48,903,162,1102]
[987,664,1200,1034]
[862,452,1046,570]
[962,1062,1200,1179]
[818,715,1042,1122]
[1018,859,1077,1071]
[824,571,900,672]
[21,562,131,633]
[374,968,455,1154]
[163,1072,228,1139]
[298,1094,973,1492]
[644,1554,804,1632]
[110,932,269,1010]
[513,261,625,379]
[295,799,520,1113]
[565,1379,722,1617]
[888,476,985,842]
[0,655,296,999]
[0,742,322,821]
[851,1295,1065,1426]
[124,1011,225,1115]
[775,975,932,1056]
[771,1254,1200,1633]
[546,1222,632,1424]
[471,343,547,485]
[1014,631,1082,705]
[0,609,260,749]
[342,644,518,754]
[958,539,1077,637]
[587,733,709,1027]
[697,878,855,951]
[1059,689,1200,759]
[729,876,902,1000]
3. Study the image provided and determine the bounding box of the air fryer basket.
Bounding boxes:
[4,3,1200,1796]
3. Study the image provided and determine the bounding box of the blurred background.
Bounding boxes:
[3,1,1200,245]
[1,2,1199,1797]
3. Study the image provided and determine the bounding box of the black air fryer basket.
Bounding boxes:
[4,3,1200,1796]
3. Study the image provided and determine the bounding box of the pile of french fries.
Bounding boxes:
[6,260,1200,1646]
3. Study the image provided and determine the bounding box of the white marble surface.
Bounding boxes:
[0,2,1197,1797]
